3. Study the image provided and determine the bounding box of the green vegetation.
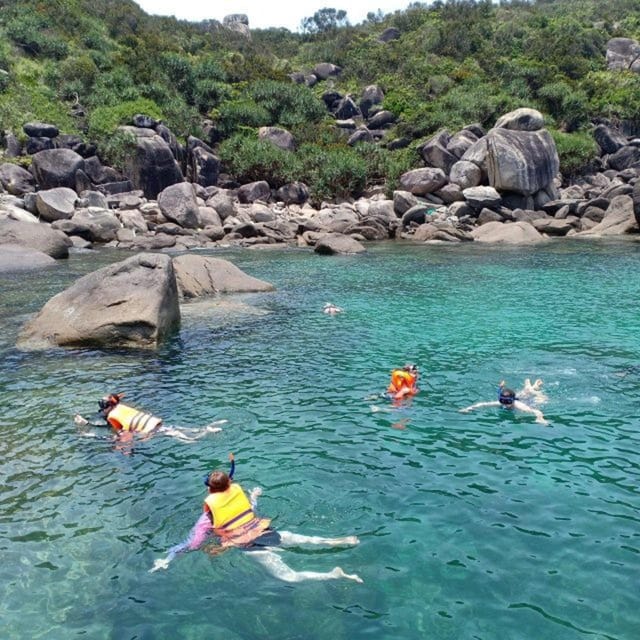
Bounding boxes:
[1,0,640,199]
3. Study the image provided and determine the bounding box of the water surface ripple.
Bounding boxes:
[0,241,638,639]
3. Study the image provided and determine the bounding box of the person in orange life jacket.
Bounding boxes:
[73,393,224,441]
[459,380,548,426]
[387,364,419,399]
[150,454,363,583]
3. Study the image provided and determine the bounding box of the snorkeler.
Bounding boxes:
[387,364,419,400]
[459,380,548,425]
[150,454,362,583]
[73,393,225,442]
[323,302,343,315]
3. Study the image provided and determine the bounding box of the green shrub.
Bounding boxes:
[159,52,195,104]
[88,68,139,108]
[6,13,69,59]
[581,70,640,125]
[98,128,137,172]
[537,81,589,132]
[218,134,296,187]
[0,59,76,133]
[87,98,164,140]
[296,144,367,203]
[217,100,271,138]
[247,80,326,127]
[550,129,598,178]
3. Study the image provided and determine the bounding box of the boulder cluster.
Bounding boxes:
[17,252,274,350]
[1,104,640,271]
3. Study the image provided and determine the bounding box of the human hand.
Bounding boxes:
[249,487,262,501]
[229,452,235,462]
[149,557,170,573]
[74,414,88,426]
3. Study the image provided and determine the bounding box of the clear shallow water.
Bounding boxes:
[1,240,639,639]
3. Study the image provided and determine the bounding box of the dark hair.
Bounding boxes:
[499,388,516,405]
[206,471,230,492]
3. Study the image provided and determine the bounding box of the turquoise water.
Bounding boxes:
[1,240,639,639]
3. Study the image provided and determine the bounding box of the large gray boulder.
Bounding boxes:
[172,255,275,299]
[313,63,342,80]
[360,84,384,117]
[0,200,39,224]
[17,253,180,350]
[119,126,184,199]
[65,208,121,242]
[258,127,295,152]
[0,243,56,273]
[577,194,638,236]
[0,218,70,258]
[418,131,457,173]
[485,128,559,196]
[399,168,448,196]
[633,180,640,228]
[206,189,236,221]
[494,108,544,132]
[276,182,309,205]
[238,181,271,204]
[606,37,640,72]
[471,220,546,244]
[188,145,220,187]
[35,187,77,222]
[158,182,200,229]
[30,148,85,190]
[593,124,628,155]
[0,163,36,195]
[450,160,482,189]
[314,233,366,255]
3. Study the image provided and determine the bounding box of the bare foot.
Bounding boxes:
[331,567,363,583]
[328,535,359,546]
[149,557,170,573]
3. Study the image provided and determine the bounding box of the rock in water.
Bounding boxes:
[18,253,180,350]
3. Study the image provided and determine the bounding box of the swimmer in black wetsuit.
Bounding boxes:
[459,380,548,425]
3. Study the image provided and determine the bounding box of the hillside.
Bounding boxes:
[1,0,640,199]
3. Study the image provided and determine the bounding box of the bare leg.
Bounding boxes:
[249,549,362,583]
[159,420,227,442]
[278,531,359,547]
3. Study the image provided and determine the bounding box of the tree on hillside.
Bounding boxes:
[301,8,349,34]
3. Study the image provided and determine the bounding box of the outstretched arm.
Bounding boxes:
[150,512,213,572]
[74,413,108,428]
[459,401,500,413]
[514,401,548,425]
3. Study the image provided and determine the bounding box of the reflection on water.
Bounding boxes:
[1,241,639,639]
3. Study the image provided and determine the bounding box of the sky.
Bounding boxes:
[135,0,414,32]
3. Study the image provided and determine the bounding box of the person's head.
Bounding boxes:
[204,470,230,493]
[498,387,516,406]
[404,364,419,377]
[98,392,123,414]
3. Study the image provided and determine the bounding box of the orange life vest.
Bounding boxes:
[106,403,162,433]
[387,369,417,395]
[205,484,271,546]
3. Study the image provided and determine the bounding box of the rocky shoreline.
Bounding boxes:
[2,106,640,272]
